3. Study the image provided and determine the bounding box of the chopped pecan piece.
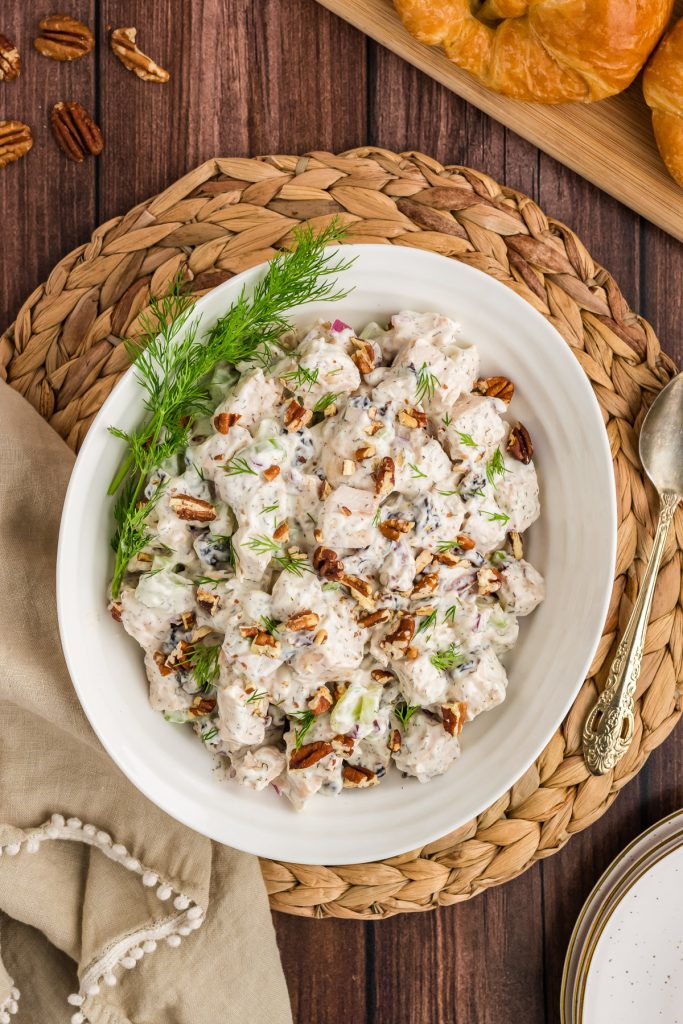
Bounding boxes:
[313,629,328,646]
[110,26,170,82]
[169,493,216,522]
[387,729,402,753]
[109,600,123,622]
[180,611,196,631]
[153,650,173,677]
[273,521,289,543]
[414,549,433,575]
[456,533,476,551]
[214,411,240,433]
[415,604,436,616]
[475,376,514,405]
[313,528,323,544]
[342,764,378,788]
[374,456,395,496]
[411,573,439,598]
[262,464,280,481]
[442,701,467,736]
[340,574,373,601]
[371,669,395,684]
[358,608,390,628]
[332,734,354,756]
[0,34,21,80]
[251,630,280,653]
[351,338,375,375]
[408,406,428,427]
[340,505,352,517]
[239,625,259,638]
[283,399,312,432]
[355,444,376,461]
[507,423,533,464]
[34,15,94,61]
[433,550,461,567]
[318,478,332,499]
[289,741,334,770]
[307,686,333,716]
[398,409,418,428]
[197,587,220,613]
[342,459,355,476]
[188,697,217,718]
[378,518,414,542]
[508,530,524,560]
[477,566,503,596]
[286,610,319,632]
[313,545,344,580]
[330,683,348,704]
[384,613,416,651]
[406,645,419,660]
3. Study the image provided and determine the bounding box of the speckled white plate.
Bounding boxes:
[581,835,683,1023]
[57,245,616,864]
[562,809,683,1024]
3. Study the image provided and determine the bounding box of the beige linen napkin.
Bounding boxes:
[0,381,292,1024]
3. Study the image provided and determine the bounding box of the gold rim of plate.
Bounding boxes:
[561,809,683,1024]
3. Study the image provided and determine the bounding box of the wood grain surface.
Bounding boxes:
[1,2,682,1021]
[318,0,683,243]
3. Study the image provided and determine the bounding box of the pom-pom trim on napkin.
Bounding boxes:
[0,814,205,1023]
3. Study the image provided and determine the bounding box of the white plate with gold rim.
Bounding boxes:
[562,809,683,1024]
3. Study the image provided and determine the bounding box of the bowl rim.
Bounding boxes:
[57,243,617,863]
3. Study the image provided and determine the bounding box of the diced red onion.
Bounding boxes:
[331,319,350,333]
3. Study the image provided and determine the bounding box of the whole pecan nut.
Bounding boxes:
[507,422,533,464]
[0,120,32,169]
[0,33,21,80]
[475,376,515,404]
[110,26,170,82]
[168,493,216,522]
[50,102,103,163]
[289,740,333,770]
[34,15,94,61]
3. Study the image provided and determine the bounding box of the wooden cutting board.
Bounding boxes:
[317,0,683,241]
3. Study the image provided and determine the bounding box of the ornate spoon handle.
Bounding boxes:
[583,490,679,776]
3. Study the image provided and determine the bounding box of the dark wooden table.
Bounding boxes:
[2,3,682,1021]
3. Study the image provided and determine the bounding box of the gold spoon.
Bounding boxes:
[583,374,683,776]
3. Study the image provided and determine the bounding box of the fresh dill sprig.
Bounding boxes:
[415,362,440,405]
[485,447,509,487]
[261,503,279,515]
[437,489,459,497]
[274,552,312,577]
[194,575,222,588]
[372,506,382,527]
[430,643,465,671]
[436,539,461,552]
[409,463,427,479]
[201,726,219,743]
[481,510,510,524]
[313,391,339,414]
[444,604,458,624]
[457,431,477,448]
[442,412,452,427]
[394,702,420,728]
[260,616,280,635]
[246,689,269,704]
[416,610,437,636]
[289,709,316,749]
[282,364,319,392]
[223,455,257,477]
[188,644,221,693]
[107,221,353,598]
[244,534,279,555]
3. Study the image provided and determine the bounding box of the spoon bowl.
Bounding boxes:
[639,373,683,497]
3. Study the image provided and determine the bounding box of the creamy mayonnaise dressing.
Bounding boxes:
[111,312,545,810]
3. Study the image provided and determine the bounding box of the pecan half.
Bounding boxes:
[477,566,503,596]
[307,685,333,716]
[286,610,319,632]
[351,338,375,375]
[110,26,170,82]
[313,545,344,580]
[0,34,21,80]
[442,701,467,736]
[358,608,390,628]
[507,423,533,464]
[289,741,333,770]
[283,398,312,432]
[475,376,514,405]
[374,456,395,496]
[456,533,476,551]
[0,120,32,169]
[384,613,415,651]
[214,411,240,434]
[340,574,373,602]
[34,15,94,61]
[378,518,414,542]
[188,697,216,718]
[508,530,524,560]
[50,102,103,162]
[342,764,378,788]
[168,493,216,522]
[387,729,402,753]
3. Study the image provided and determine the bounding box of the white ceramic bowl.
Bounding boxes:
[57,245,616,865]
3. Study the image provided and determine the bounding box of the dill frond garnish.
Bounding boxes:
[394,702,420,727]
[430,643,465,671]
[415,362,440,405]
[409,462,427,479]
[456,431,477,448]
[416,610,437,637]
[201,727,219,743]
[187,644,221,693]
[223,455,257,477]
[481,510,510,524]
[107,222,353,598]
[313,391,339,413]
[282,364,319,391]
[289,709,316,749]
[485,447,509,487]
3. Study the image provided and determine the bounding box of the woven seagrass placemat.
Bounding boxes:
[2,148,682,920]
